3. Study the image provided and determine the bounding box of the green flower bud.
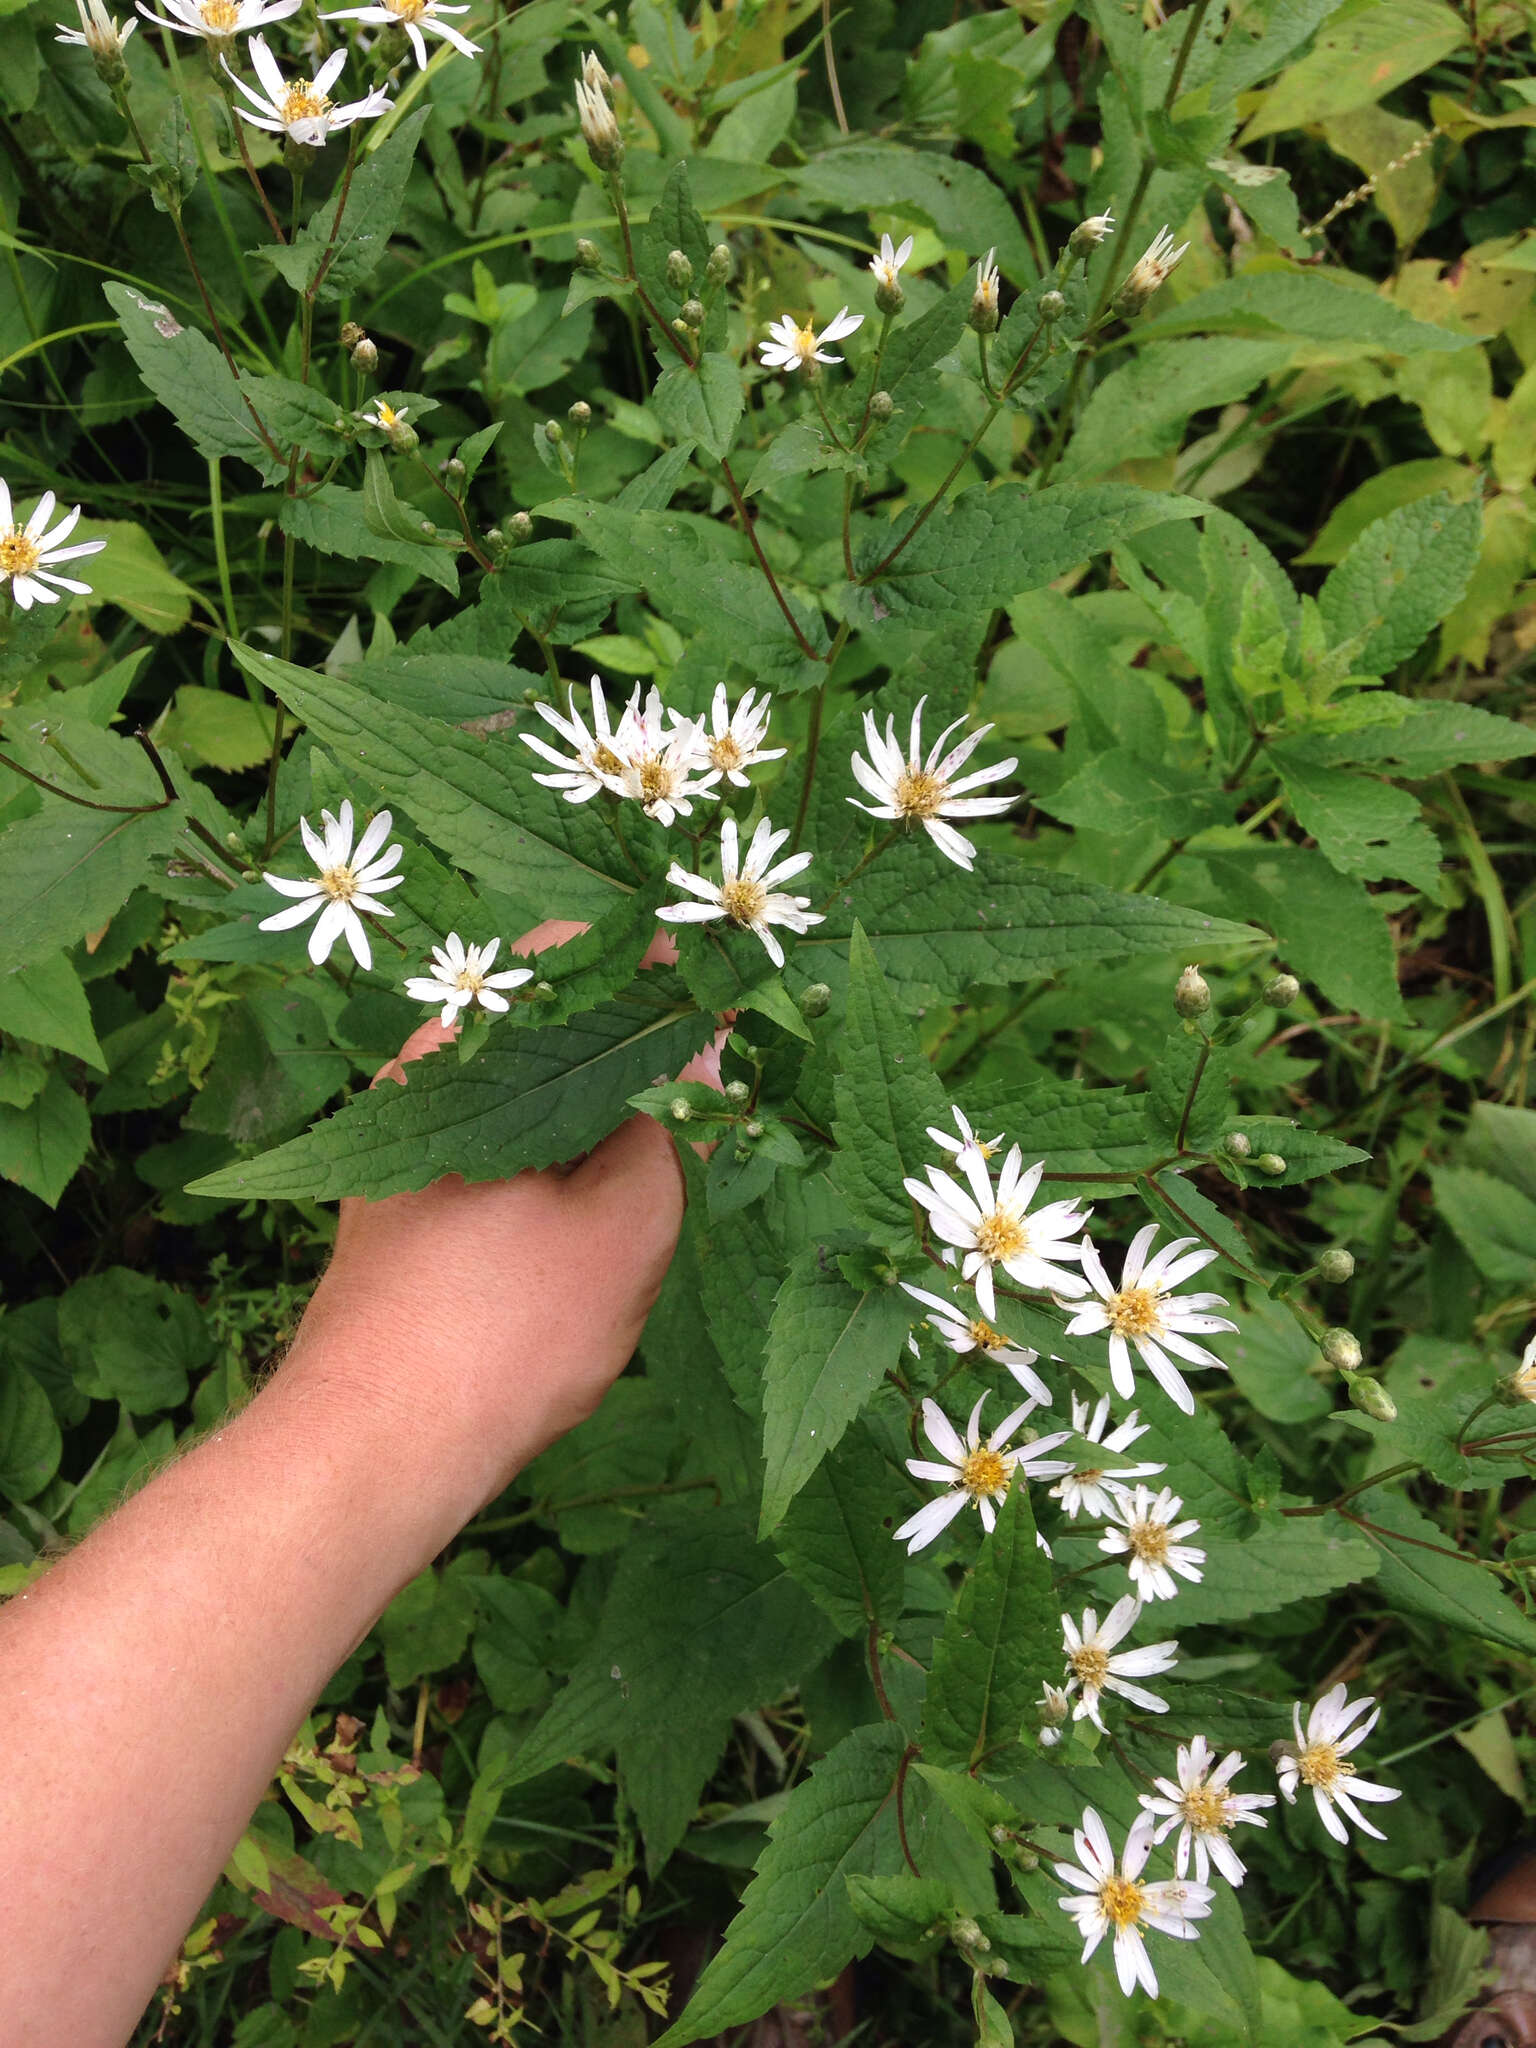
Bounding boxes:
[869,390,894,422]
[1317,1248,1355,1284]
[679,297,704,329]
[443,456,467,486]
[1038,289,1067,323]
[484,526,506,550]
[1346,1373,1397,1423]
[1264,972,1301,1008]
[576,237,601,271]
[665,248,693,293]
[391,424,420,455]
[732,1142,752,1162]
[350,337,379,374]
[543,419,563,444]
[670,1097,693,1122]
[567,399,592,429]
[1321,1326,1363,1373]
[799,981,832,1018]
[1068,210,1116,257]
[1254,1152,1287,1177]
[723,1079,750,1105]
[1174,963,1211,1018]
[706,242,733,286]
[1222,1131,1252,1159]
[950,1916,991,1955]
[508,511,534,543]
[743,1119,765,1139]
[874,277,905,318]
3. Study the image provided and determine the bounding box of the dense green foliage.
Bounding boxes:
[5,0,1536,2041]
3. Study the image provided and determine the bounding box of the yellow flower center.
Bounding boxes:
[0,528,41,578]
[1069,1643,1110,1689]
[959,1447,1010,1499]
[198,0,241,27]
[280,83,331,127]
[720,876,768,925]
[637,757,676,805]
[1098,1875,1145,1930]
[387,0,429,17]
[710,733,743,771]
[1126,1516,1170,1565]
[791,321,818,362]
[974,1207,1028,1263]
[320,864,359,904]
[1298,1741,1354,1793]
[592,742,622,776]
[893,765,946,818]
[373,401,399,429]
[1180,1783,1230,1834]
[968,1318,1006,1351]
[1106,1286,1161,1339]
[452,966,485,995]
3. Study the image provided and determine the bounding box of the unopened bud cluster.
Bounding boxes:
[574,47,622,168]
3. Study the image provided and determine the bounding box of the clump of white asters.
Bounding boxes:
[1100,1484,1205,1603]
[1117,225,1189,314]
[900,1281,1054,1407]
[894,1394,1073,1553]
[136,0,296,41]
[679,683,785,787]
[1063,1224,1237,1414]
[224,35,391,145]
[521,675,636,805]
[403,934,532,1027]
[1056,1807,1213,1998]
[600,686,720,826]
[57,0,136,61]
[758,306,863,375]
[1051,1394,1165,1520]
[657,815,822,970]
[848,695,1017,871]
[1276,1683,1401,1845]
[926,1105,1002,1173]
[0,483,107,611]
[1139,1735,1275,1886]
[1061,1595,1178,1728]
[259,801,404,970]
[904,1144,1092,1321]
[575,47,621,166]
[323,0,480,68]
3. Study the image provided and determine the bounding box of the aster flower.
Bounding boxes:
[1050,1394,1165,1520]
[575,46,621,164]
[1062,1224,1237,1415]
[360,398,409,432]
[1070,208,1116,253]
[0,483,107,612]
[259,801,404,971]
[1276,1683,1401,1845]
[656,815,822,971]
[758,306,863,375]
[601,686,720,826]
[680,683,785,787]
[223,35,390,146]
[869,232,913,294]
[926,1105,1003,1174]
[847,695,1016,871]
[1038,1682,1071,1747]
[57,0,137,57]
[136,0,295,39]
[900,1281,1054,1408]
[1117,225,1189,314]
[971,248,1000,325]
[403,934,532,1028]
[1099,1485,1205,1603]
[521,675,637,806]
[1056,1807,1213,1998]
[894,1394,1074,1553]
[903,1144,1092,1322]
[1061,1594,1177,1729]
[322,0,479,67]
[1139,1735,1274,1887]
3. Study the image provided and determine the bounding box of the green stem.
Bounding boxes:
[718,455,822,662]
[208,458,237,638]
[1173,1032,1212,1152]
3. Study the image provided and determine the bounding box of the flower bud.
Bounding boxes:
[1346,1373,1397,1423]
[391,422,419,454]
[350,337,379,374]
[670,1097,692,1122]
[1321,1326,1363,1373]
[576,237,601,271]
[1116,226,1189,316]
[874,276,905,318]
[706,242,733,286]
[1038,289,1066,323]
[1069,209,1116,257]
[950,1917,990,1955]
[543,418,563,444]
[1264,972,1301,1008]
[1254,1153,1287,1177]
[508,510,534,543]
[340,321,365,349]
[665,248,693,293]
[869,390,894,422]
[723,1079,750,1105]
[1174,964,1210,1018]
[799,981,832,1018]
[968,248,1001,335]
[679,296,704,329]
[443,456,467,486]
[567,399,592,428]
[575,68,623,169]
[1317,1248,1355,1285]
[732,1142,752,1162]
[1221,1131,1252,1160]
[743,1119,765,1139]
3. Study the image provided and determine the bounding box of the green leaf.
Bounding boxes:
[846,1873,953,1959]
[1224,1116,1369,1188]
[1136,266,1477,355]
[1300,692,1536,776]
[158,686,276,773]
[0,801,186,972]
[1343,1337,1533,1489]
[653,1720,907,2048]
[791,142,1033,277]
[637,162,722,351]
[922,1485,1057,1771]
[105,281,282,482]
[831,923,950,1239]
[1035,742,1236,842]
[760,1240,912,1535]
[1429,1166,1536,1289]
[1150,1512,1379,1627]
[1208,0,1347,104]
[1199,846,1405,1020]
[190,982,714,1201]
[0,1068,90,1206]
[1316,493,1483,674]
[183,988,349,1148]
[58,1266,211,1415]
[0,952,106,1069]
[281,484,461,596]
[1239,0,1466,141]
[1271,748,1443,895]
[1347,1484,1536,1655]
[775,1426,906,1637]
[255,110,429,301]
[375,1551,482,1689]
[651,353,742,460]
[1060,339,1293,481]
[0,1367,62,1501]
[1144,1029,1232,1152]
[77,520,198,633]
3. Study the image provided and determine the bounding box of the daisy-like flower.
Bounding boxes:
[869,232,913,294]
[657,815,822,971]
[322,0,479,67]
[223,35,390,147]
[1139,1735,1275,1887]
[600,686,719,827]
[57,0,137,58]
[1276,1683,1401,1845]
[521,675,637,806]
[0,484,107,612]
[575,46,621,164]
[403,934,532,1028]
[847,695,1017,872]
[926,1105,1003,1174]
[900,1281,1055,1408]
[904,1144,1092,1322]
[680,683,785,788]
[1063,1224,1237,1415]
[259,801,404,971]
[970,247,1000,325]
[1061,1594,1177,1729]
[136,0,295,41]
[758,306,863,375]
[894,1394,1074,1553]
[1117,225,1189,314]
[1100,1485,1205,1603]
[1050,1394,1165,1520]
[1056,1808,1213,1998]
[360,398,409,432]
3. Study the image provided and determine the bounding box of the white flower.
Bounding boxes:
[1056,1807,1213,1998]
[926,1105,1003,1174]
[1118,225,1189,312]
[601,686,720,826]
[903,1144,1092,1322]
[1099,1485,1204,1603]
[1072,208,1116,249]
[57,0,137,55]
[894,1394,1074,1554]
[0,483,107,611]
[656,815,822,971]
[322,0,479,66]
[575,48,621,160]
[1276,1683,1401,1845]
[847,694,1016,871]
[403,933,532,1028]
[223,35,390,146]
[521,675,637,805]
[869,232,913,294]
[360,398,409,432]
[1139,1735,1274,1887]
[1050,1394,1165,1520]
[972,247,1000,320]
[1061,1594,1177,1729]
[900,1281,1054,1408]
[259,801,404,970]
[1063,1224,1237,1415]
[136,0,295,40]
[758,305,863,374]
[679,683,784,787]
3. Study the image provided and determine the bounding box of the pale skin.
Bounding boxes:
[0,920,719,2048]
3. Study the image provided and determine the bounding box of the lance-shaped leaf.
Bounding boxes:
[831,922,950,1238]
[0,802,187,972]
[189,980,713,1201]
[921,1484,1058,1771]
[775,1426,905,1637]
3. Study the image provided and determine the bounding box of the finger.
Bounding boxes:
[371,1016,459,1089]
[511,917,589,958]
[639,927,679,970]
